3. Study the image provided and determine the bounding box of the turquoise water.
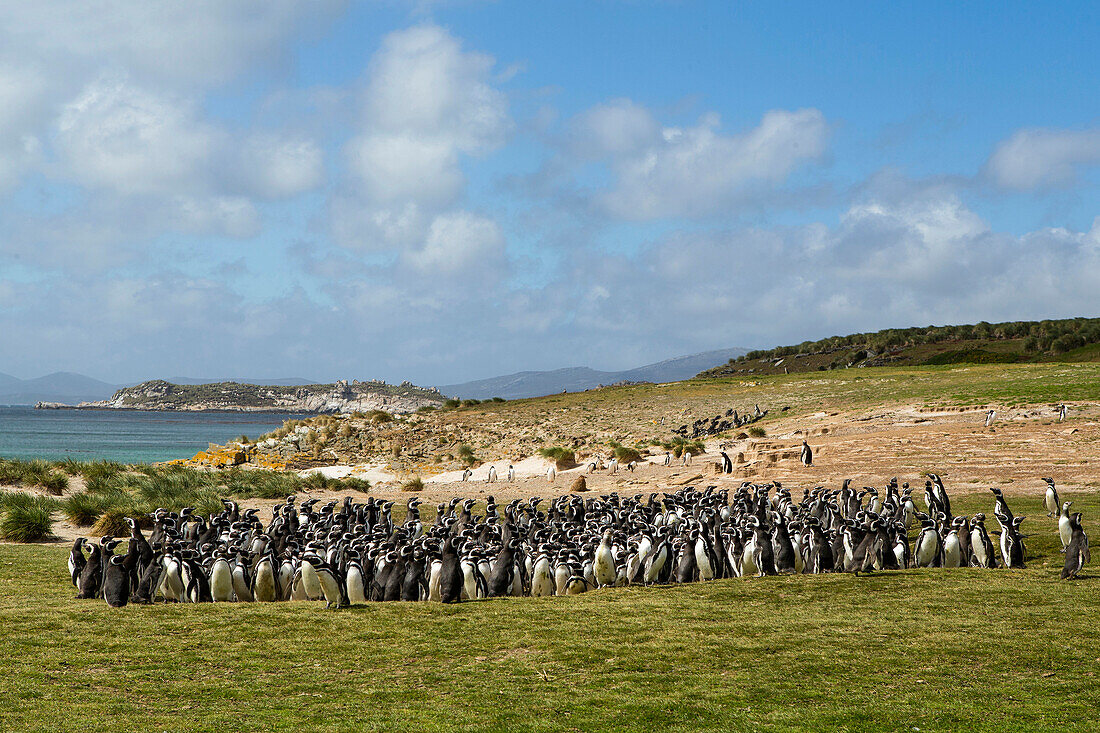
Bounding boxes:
[0,406,306,464]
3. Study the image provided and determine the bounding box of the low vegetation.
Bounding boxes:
[539,446,578,469]
[0,492,60,541]
[0,458,372,531]
[700,317,1100,377]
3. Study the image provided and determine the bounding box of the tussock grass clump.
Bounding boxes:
[62,492,114,527]
[539,446,577,469]
[457,444,477,466]
[748,427,767,438]
[91,509,135,537]
[663,438,706,458]
[443,399,460,409]
[0,492,58,542]
[400,477,424,492]
[40,473,69,496]
[0,458,70,493]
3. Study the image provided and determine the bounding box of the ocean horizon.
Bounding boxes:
[0,406,306,464]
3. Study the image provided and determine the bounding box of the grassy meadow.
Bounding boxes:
[1,491,1098,732]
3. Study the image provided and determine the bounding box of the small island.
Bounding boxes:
[36,379,446,414]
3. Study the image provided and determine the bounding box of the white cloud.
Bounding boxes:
[0,1,343,89]
[336,24,512,250]
[986,127,1100,190]
[57,77,220,197]
[569,98,661,158]
[234,134,325,199]
[568,105,828,219]
[406,211,505,273]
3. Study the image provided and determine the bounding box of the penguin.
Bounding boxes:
[1043,478,1061,519]
[593,530,616,588]
[252,554,279,602]
[77,543,103,599]
[720,451,733,474]
[487,465,497,483]
[296,555,324,601]
[942,525,962,568]
[1061,513,1090,580]
[507,464,515,482]
[311,557,347,609]
[969,514,998,568]
[231,552,254,602]
[530,549,555,597]
[346,559,368,604]
[68,537,87,588]
[209,553,235,602]
[996,514,1026,569]
[990,487,1013,524]
[985,409,996,427]
[103,554,135,608]
[1058,501,1074,551]
[439,539,464,603]
[400,549,427,602]
[461,468,472,482]
[1058,404,1068,422]
[487,541,517,597]
[159,551,185,602]
[800,441,812,467]
[913,519,943,568]
[546,465,556,483]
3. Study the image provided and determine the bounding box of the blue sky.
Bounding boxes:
[0,1,1098,385]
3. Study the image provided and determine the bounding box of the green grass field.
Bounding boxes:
[2,492,1097,732]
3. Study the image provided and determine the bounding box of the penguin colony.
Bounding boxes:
[67,474,1089,608]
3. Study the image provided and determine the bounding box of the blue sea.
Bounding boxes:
[0,406,307,464]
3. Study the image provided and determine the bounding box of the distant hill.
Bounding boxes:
[696,317,1100,378]
[0,372,121,405]
[438,348,748,400]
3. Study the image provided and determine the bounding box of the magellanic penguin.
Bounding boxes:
[800,441,812,467]
[252,554,279,602]
[439,539,465,603]
[1042,478,1060,518]
[68,538,87,588]
[1058,501,1074,551]
[593,530,616,588]
[209,553,234,602]
[103,554,136,608]
[1061,513,1090,580]
[913,519,943,568]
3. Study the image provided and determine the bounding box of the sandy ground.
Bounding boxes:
[6,400,1098,546]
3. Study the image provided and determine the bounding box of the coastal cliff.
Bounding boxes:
[36,379,446,414]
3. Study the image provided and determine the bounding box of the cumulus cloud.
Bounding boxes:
[986,127,1100,190]
[0,1,343,89]
[405,211,506,274]
[566,104,828,220]
[554,198,1100,353]
[335,24,512,251]
[57,78,221,197]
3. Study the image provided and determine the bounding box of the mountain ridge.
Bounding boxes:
[438,348,748,400]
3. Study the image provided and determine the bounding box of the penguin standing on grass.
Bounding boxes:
[103,554,137,608]
[1061,513,1090,580]
[1043,478,1061,518]
[68,538,86,589]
